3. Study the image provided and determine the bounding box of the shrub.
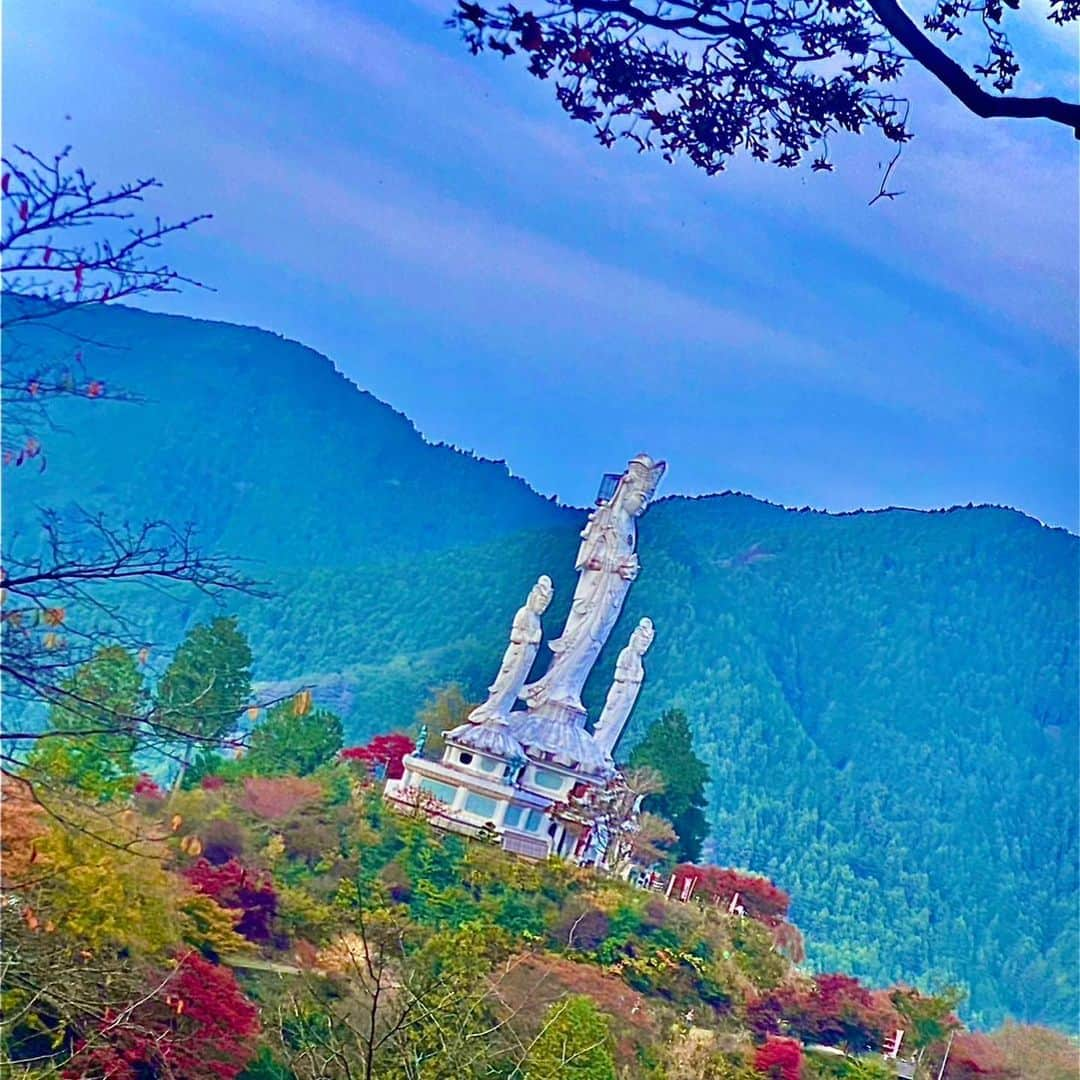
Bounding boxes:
[753,1036,802,1080]
[184,859,278,943]
[674,865,791,927]
[239,776,322,820]
[555,905,611,951]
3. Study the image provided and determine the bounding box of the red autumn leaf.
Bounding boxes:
[86,380,105,398]
[1,173,9,193]
[571,47,593,64]
[18,200,29,222]
[673,864,791,925]
[43,246,52,264]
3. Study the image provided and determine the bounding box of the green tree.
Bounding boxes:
[158,616,252,784]
[524,995,617,1080]
[245,702,344,777]
[629,709,709,863]
[25,646,144,800]
[415,683,472,759]
[889,985,963,1050]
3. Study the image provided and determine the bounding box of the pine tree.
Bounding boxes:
[158,617,252,785]
[629,709,709,863]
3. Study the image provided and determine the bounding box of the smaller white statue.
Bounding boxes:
[468,575,553,724]
[593,617,655,756]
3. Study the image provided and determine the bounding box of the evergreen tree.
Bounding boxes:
[157,617,252,782]
[244,702,343,777]
[629,709,709,863]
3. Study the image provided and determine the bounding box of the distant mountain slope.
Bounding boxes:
[4,302,1077,1029]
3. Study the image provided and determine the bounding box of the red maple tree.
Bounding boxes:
[948,1032,1015,1078]
[340,733,414,779]
[183,858,277,943]
[754,1035,803,1080]
[672,864,791,926]
[748,973,901,1052]
[65,953,259,1080]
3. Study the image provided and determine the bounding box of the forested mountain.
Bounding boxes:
[4,302,1077,1029]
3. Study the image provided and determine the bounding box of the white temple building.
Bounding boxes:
[384,454,665,863]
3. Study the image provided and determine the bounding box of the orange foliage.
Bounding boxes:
[1,774,47,886]
[498,952,658,1068]
[949,1032,1015,1078]
[989,1023,1078,1080]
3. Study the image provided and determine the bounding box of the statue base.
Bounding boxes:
[521,698,588,729]
[508,700,612,777]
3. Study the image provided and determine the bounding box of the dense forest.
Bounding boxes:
[4,302,1077,1029]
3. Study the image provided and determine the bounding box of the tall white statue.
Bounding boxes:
[593,618,655,756]
[523,454,665,717]
[468,575,553,724]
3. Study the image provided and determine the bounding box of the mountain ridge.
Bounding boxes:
[40,298,1075,532]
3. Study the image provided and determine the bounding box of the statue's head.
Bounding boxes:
[631,617,655,654]
[528,574,554,613]
[622,454,666,516]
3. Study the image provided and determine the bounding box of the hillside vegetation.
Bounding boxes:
[7,740,1074,1079]
[4,302,1077,1028]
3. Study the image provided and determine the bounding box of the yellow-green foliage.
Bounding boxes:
[33,814,178,956]
[730,916,787,990]
[179,891,252,956]
[663,1028,757,1080]
[276,884,338,942]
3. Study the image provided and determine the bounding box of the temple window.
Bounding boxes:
[477,756,499,773]
[419,778,457,804]
[464,792,498,819]
[532,768,564,792]
[503,804,525,828]
[458,751,474,766]
[525,809,546,833]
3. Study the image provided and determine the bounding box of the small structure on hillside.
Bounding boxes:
[384,454,665,864]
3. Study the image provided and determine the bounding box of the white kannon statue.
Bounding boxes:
[523,454,665,717]
[468,574,554,724]
[593,617,655,756]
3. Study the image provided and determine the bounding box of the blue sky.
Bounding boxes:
[5,0,1078,527]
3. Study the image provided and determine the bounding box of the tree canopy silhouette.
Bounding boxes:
[450,0,1079,191]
